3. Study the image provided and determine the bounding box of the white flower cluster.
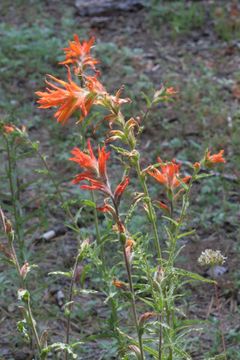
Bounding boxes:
[198,249,226,267]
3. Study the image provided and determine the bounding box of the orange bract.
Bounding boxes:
[35,69,94,124]
[69,140,111,195]
[205,150,225,165]
[60,35,99,74]
[148,159,191,191]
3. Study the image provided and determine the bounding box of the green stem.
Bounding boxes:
[27,298,42,354]
[165,299,173,360]
[65,253,80,360]
[90,192,120,338]
[158,314,162,360]
[5,136,24,261]
[7,231,41,355]
[90,191,105,265]
[214,282,227,360]
[135,160,162,262]
[112,198,144,359]
[143,257,163,360]
[8,232,24,288]
[121,241,144,360]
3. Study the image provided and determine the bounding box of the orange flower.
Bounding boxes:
[35,68,94,124]
[3,124,15,134]
[125,238,135,249]
[155,200,170,214]
[125,238,135,264]
[148,158,191,191]
[112,279,128,290]
[114,176,129,206]
[165,87,177,95]
[193,162,201,170]
[69,140,112,195]
[86,75,106,94]
[60,35,99,74]
[139,312,156,326]
[205,150,225,166]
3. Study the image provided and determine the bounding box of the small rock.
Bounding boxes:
[206,265,228,278]
[75,0,145,17]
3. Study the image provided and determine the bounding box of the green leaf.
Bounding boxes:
[80,199,96,208]
[79,289,99,295]
[110,144,131,156]
[173,268,216,284]
[174,346,192,359]
[41,342,82,359]
[48,271,72,278]
[17,319,30,341]
[139,297,154,309]
[31,141,39,151]
[162,216,179,227]
[141,91,152,108]
[35,169,49,175]
[195,173,214,180]
[18,289,30,302]
[177,229,196,240]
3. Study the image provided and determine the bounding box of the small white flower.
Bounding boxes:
[198,249,226,267]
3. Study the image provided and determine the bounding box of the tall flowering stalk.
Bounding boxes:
[34,34,227,359]
[0,208,42,356]
[69,141,145,357]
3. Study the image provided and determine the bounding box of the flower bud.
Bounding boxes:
[193,162,201,170]
[154,266,165,284]
[112,279,128,290]
[20,262,30,280]
[128,345,142,359]
[18,289,30,303]
[139,312,156,327]
[125,239,135,265]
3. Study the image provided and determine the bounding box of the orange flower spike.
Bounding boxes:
[148,159,191,192]
[205,150,226,166]
[60,35,99,74]
[69,140,112,195]
[35,68,93,124]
